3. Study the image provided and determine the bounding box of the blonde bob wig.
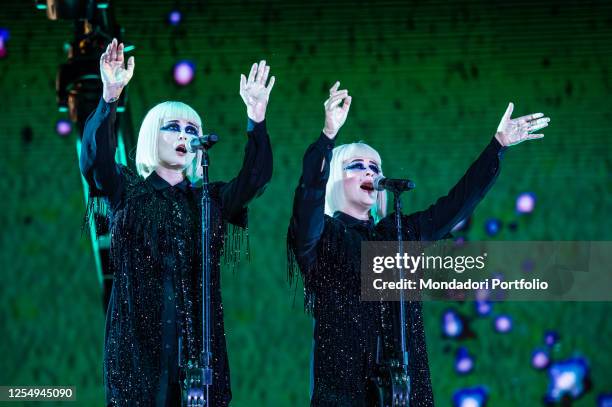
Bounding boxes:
[135,101,203,183]
[325,142,388,223]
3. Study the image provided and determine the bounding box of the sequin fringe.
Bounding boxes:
[222,223,250,271]
[286,222,316,314]
[82,193,109,238]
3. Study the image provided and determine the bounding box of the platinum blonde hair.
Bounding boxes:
[325,142,387,222]
[135,101,203,182]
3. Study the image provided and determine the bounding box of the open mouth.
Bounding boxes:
[360,182,374,192]
[175,144,187,155]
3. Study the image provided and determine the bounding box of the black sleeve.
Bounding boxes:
[289,132,336,271]
[406,136,507,241]
[79,97,124,208]
[218,119,273,227]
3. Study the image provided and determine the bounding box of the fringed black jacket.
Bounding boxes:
[288,132,505,406]
[80,98,272,406]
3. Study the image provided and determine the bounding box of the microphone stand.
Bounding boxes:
[393,191,410,388]
[182,146,212,407]
[370,188,413,407]
[201,147,213,406]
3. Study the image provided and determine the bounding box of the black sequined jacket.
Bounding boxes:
[288,132,506,406]
[80,98,272,406]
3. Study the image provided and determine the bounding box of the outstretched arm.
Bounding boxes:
[80,38,135,206]
[217,61,275,224]
[408,103,550,241]
[290,81,352,270]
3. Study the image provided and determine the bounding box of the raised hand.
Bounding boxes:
[495,102,550,147]
[240,60,275,123]
[322,81,352,139]
[100,38,135,103]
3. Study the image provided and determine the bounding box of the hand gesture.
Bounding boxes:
[322,81,352,139]
[240,60,275,123]
[495,102,550,147]
[100,38,135,103]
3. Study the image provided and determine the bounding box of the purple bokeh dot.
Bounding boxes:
[168,10,181,25]
[475,300,492,316]
[516,192,536,214]
[56,119,72,136]
[494,315,512,333]
[544,330,559,346]
[173,61,195,86]
[455,347,474,374]
[442,310,463,338]
[532,349,550,369]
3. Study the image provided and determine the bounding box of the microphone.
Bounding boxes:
[188,134,219,152]
[373,176,416,193]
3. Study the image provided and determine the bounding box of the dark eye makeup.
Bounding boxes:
[160,122,199,136]
[343,161,380,174]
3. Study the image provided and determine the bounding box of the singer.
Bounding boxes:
[287,81,549,406]
[80,39,274,406]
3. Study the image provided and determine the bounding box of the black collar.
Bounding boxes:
[333,211,374,228]
[146,171,191,192]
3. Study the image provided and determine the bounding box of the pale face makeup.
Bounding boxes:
[342,156,381,218]
[157,118,199,170]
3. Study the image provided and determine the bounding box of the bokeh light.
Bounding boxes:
[494,315,512,333]
[484,218,501,237]
[173,61,195,86]
[544,330,559,347]
[455,347,474,374]
[516,192,536,214]
[55,119,72,136]
[545,357,590,403]
[442,309,464,338]
[531,349,550,370]
[475,300,492,316]
[168,10,182,25]
[453,386,487,407]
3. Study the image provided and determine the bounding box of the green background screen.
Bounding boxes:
[0,0,610,405]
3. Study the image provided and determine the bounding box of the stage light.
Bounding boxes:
[173,61,195,86]
[484,218,501,237]
[494,315,512,333]
[475,300,492,316]
[56,119,72,136]
[455,347,474,374]
[168,10,182,25]
[544,330,559,346]
[531,349,550,370]
[545,357,590,403]
[442,309,463,338]
[516,192,536,214]
[453,386,487,407]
